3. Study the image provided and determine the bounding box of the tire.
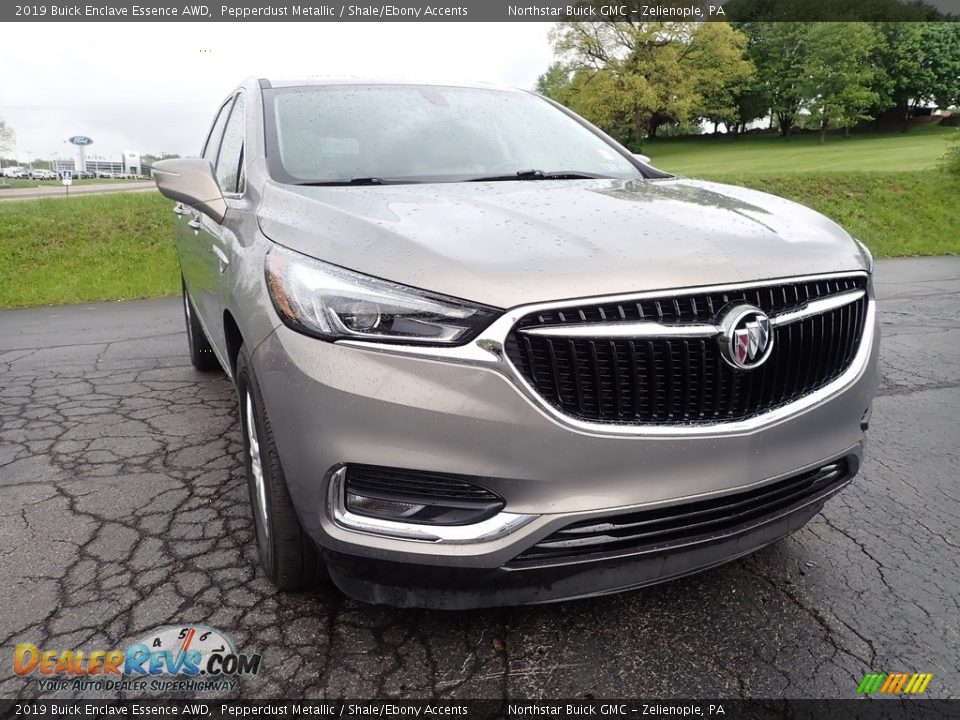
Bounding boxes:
[235,344,325,590]
[182,278,220,372]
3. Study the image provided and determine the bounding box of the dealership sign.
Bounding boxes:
[68,136,93,146]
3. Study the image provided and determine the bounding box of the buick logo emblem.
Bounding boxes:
[719,305,773,369]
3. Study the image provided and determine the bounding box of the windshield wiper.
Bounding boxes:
[295,171,617,186]
[296,177,389,186]
[467,170,616,182]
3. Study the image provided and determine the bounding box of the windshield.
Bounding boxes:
[263,84,642,184]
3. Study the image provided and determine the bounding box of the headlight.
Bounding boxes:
[854,238,874,274]
[265,245,500,345]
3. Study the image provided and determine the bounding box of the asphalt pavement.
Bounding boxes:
[1,257,958,699]
[0,182,156,201]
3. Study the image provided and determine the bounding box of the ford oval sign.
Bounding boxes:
[68,136,93,146]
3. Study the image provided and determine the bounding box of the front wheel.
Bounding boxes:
[235,345,325,590]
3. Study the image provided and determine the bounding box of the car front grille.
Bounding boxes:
[508,458,851,567]
[504,275,869,426]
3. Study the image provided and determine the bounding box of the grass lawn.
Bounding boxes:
[0,192,179,308]
[646,124,955,175]
[647,125,959,258]
[714,171,960,258]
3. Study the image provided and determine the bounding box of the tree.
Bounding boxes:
[548,21,754,142]
[690,22,756,133]
[799,23,883,143]
[558,66,657,146]
[535,62,573,100]
[872,22,960,130]
[550,22,692,142]
[143,152,182,164]
[738,22,811,137]
[731,85,771,135]
[0,119,13,154]
[924,24,960,110]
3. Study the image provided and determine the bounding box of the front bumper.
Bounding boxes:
[253,292,879,604]
[324,472,847,609]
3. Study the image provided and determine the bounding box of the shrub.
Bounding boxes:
[944,133,960,176]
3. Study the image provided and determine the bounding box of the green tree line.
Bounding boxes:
[537,21,960,146]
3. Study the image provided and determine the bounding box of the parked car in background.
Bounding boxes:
[30,169,57,180]
[2,167,28,179]
[153,78,879,608]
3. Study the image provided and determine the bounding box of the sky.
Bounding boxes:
[0,23,555,162]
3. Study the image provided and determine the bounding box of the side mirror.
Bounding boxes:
[153,158,226,224]
[633,153,652,165]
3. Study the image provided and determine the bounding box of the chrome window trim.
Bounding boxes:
[339,271,874,438]
[327,467,536,543]
[215,90,247,198]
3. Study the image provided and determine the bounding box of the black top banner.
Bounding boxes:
[5,0,960,22]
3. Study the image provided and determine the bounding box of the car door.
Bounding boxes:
[176,95,235,357]
[199,91,247,364]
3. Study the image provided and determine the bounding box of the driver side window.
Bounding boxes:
[216,94,245,196]
[202,97,233,164]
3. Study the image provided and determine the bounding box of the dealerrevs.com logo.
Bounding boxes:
[14,624,261,693]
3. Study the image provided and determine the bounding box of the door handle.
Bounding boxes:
[188,219,201,231]
[211,245,229,273]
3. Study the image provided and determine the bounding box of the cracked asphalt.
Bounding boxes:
[1,257,958,700]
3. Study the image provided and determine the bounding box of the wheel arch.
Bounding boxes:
[223,309,245,378]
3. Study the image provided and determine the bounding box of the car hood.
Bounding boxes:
[257,177,867,309]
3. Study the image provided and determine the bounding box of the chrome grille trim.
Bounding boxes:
[770,288,866,327]
[517,288,866,339]
[520,320,719,339]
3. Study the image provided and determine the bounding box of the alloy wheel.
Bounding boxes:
[245,390,271,546]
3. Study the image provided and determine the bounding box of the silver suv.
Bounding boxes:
[154,79,878,608]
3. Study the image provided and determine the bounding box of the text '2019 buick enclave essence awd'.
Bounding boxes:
[153,79,879,608]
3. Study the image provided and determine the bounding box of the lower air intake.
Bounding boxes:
[509,458,852,567]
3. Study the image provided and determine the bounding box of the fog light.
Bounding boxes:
[346,492,425,519]
[339,464,506,526]
[328,466,535,544]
